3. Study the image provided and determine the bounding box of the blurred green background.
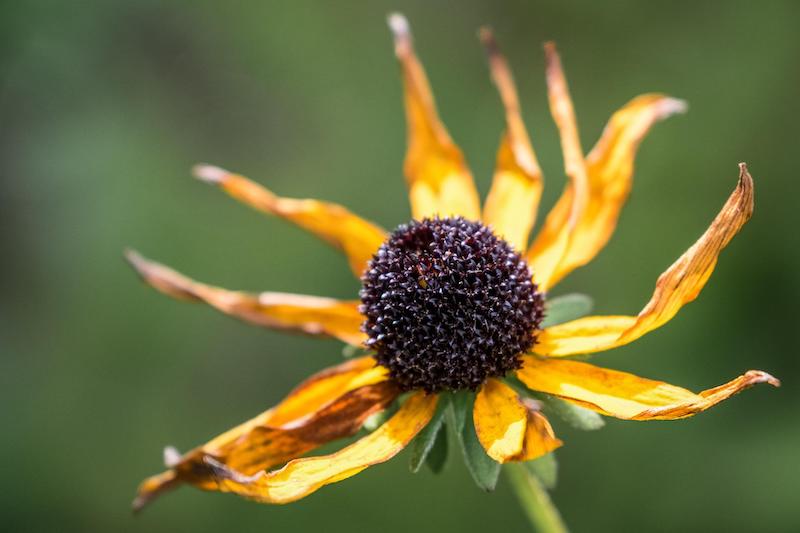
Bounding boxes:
[3,0,798,531]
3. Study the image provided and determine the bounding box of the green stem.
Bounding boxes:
[505,463,569,533]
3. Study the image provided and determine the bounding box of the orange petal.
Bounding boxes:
[479,28,544,251]
[535,165,754,356]
[193,164,386,277]
[526,42,589,291]
[132,357,392,511]
[388,14,481,221]
[473,378,527,463]
[518,356,779,420]
[512,406,563,462]
[535,94,687,286]
[201,391,438,504]
[125,250,366,346]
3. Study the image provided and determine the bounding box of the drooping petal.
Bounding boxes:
[511,405,563,462]
[387,13,481,221]
[132,357,392,511]
[534,94,687,286]
[193,164,386,277]
[473,378,527,463]
[535,165,754,357]
[526,42,589,291]
[518,356,779,420]
[479,28,544,251]
[125,250,367,346]
[201,391,438,504]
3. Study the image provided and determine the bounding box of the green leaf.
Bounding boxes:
[542,293,594,328]
[534,392,605,431]
[449,391,501,491]
[409,397,448,473]
[525,452,558,490]
[425,422,448,473]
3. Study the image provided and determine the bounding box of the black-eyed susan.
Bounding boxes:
[127,14,779,516]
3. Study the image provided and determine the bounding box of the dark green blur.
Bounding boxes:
[2,1,798,531]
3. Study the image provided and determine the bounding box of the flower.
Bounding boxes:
[127,14,779,512]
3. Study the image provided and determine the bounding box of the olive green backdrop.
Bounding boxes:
[2,1,798,532]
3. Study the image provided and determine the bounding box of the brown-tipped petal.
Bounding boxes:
[480,28,544,251]
[535,165,754,357]
[518,356,779,420]
[538,94,687,287]
[132,357,393,511]
[473,378,527,463]
[526,43,590,291]
[387,13,481,221]
[125,250,366,346]
[201,391,437,504]
[193,164,386,277]
[511,407,563,462]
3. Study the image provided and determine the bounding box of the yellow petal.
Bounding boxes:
[132,357,392,511]
[535,94,687,286]
[526,42,589,291]
[479,28,544,251]
[473,379,527,463]
[125,249,366,346]
[518,356,779,420]
[512,407,563,462]
[193,164,386,277]
[388,14,480,221]
[535,164,754,357]
[202,391,438,504]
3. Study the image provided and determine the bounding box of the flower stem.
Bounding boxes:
[505,463,569,533]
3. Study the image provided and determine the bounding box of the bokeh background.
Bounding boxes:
[3,1,799,531]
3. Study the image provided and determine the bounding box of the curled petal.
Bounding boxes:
[535,165,754,357]
[479,28,544,251]
[511,407,563,462]
[526,42,590,291]
[536,94,687,286]
[125,250,366,346]
[193,164,386,277]
[132,357,392,511]
[202,391,438,504]
[518,356,779,420]
[388,13,481,221]
[473,379,527,463]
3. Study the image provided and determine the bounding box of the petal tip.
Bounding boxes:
[387,12,410,46]
[163,445,182,468]
[746,370,781,388]
[124,248,149,276]
[192,163,228,184]
[659,97,689,117]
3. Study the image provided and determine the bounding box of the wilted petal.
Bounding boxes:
[511,406,562,462]
[388,13,481,221]
[125,250,366,346]
[479,28,544,251]
[202,391,437,504]
[473,378,527,463]
[535,94,687,286]
[193,164,386,277]
[518,356,779,420]
[526,42,589,291]
[132,357,393,511]
[535,165,754,357]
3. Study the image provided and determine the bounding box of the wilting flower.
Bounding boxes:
[127,14,778,511]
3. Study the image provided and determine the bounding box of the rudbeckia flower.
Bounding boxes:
[127,14,779,512]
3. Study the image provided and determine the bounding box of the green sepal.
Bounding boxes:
[525,452,558,490]
[448,391,502,491]
[341,344,370,359]
[425,423,448,473]
[542,293,594,328]
[362,400,399,432]
[409,396,448,473]
[533,392,605,431]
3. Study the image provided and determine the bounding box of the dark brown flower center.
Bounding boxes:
[359,217,544,392]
